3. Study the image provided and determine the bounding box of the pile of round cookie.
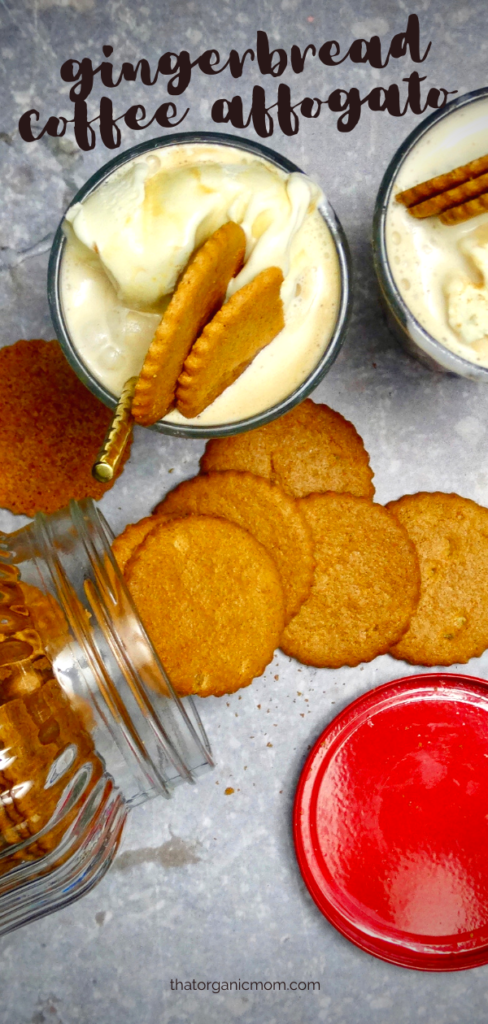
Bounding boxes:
[113,398,488,698]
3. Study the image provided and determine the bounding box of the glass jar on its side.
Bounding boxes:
[0,499,213,934]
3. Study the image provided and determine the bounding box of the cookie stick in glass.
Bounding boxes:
[92,376,137,483]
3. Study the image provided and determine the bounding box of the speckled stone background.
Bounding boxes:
[1,1,488,1021]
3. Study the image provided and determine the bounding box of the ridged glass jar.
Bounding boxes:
[0,499,213,934]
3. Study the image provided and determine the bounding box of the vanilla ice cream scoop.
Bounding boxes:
[66,158,320,309]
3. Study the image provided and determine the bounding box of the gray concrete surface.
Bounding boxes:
[1,1,488,1021]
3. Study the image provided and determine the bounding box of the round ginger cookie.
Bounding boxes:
[0,339,131,516]
[201,399,374,500]
[281,493,420,668]
[112,513,178,574]
[112,516,162,574]
[387,492,488,666]
[153,471,314,623]
[125,515,285,697]
[176,266,284,418]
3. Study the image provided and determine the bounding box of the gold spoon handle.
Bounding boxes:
[92,376,137,483]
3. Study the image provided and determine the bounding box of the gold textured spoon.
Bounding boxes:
[92,376,137,483]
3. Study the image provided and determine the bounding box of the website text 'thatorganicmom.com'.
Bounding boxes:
[170,979,320,993]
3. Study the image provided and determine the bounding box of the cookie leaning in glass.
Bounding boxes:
[92,224,284,479]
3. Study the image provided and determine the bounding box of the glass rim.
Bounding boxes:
[48,130,352,439]
[372,86,488,380]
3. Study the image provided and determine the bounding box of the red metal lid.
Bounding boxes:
[294,673,488,971]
